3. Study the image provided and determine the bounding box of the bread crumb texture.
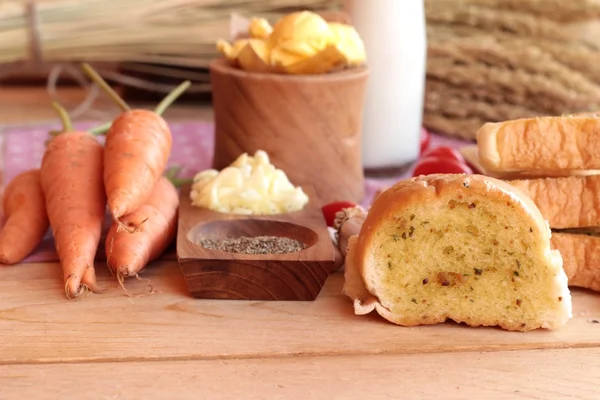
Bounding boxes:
[344,174,572,332]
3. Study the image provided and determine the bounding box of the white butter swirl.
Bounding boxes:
[190,150,309,215]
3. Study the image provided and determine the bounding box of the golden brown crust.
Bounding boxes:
[461,144,600,229]
[552,232,600,292]
[509,176,600,229]
[343,174,570,332]
[477,116,600,173]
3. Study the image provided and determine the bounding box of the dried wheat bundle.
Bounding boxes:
[427,0,600,23]
[424,0,600,140]
[0,0,339,68]
[0,0,340,120]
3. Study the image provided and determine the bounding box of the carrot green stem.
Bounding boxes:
[164,165,182,180]
[51,101,73,133]
[154,80,192,116]
[81,63,131,112]
[88,121,112,135]
[164,165,192,187]
[169,177,194,188]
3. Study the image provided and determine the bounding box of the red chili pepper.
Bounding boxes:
[412,157,473,177]
[421,146,465,164]
[322,201,357,227]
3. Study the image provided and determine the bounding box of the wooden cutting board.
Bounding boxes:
[0,261,599,365]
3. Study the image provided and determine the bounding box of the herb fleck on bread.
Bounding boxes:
[343,174,572,332]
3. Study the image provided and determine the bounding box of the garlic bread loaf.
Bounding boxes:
[477,115,600,174]
[343,174,572,332]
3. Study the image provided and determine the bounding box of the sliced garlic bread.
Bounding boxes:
[508,176,600,229]
[343,174,572,332]
[477,115,600,173]
[552,231,600,292]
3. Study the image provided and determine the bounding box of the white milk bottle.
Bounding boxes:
[344,0,427,174]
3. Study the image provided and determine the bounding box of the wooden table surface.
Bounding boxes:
[1,87,600,400]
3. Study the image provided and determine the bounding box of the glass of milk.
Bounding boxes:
[344,0,427,175]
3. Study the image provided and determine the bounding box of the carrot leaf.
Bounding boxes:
[169,177,194,188]
[164,165,193,188]
[88,121,112,136]
[81,63,131,112]
[155,80,192,116]
[164,165,182,180]
[51,101,73,133]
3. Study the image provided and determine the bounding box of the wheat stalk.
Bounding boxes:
[0,0,341,67]
[426,0,600,23]
[423,0,600,139]
[425,3,578,43]
[423,113,487,141]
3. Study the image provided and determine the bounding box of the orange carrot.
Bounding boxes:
[105,176,179,290]
[0,169,49,265]
[41,102,106,298]
[81,63,190,227]
[103,109,173,222]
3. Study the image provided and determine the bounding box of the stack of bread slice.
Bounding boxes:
[462,115,600,292]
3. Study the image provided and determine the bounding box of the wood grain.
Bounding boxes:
[2,348,599,400]
[1,261,600,365]
[209,58,369,206]
[176,185,336,300]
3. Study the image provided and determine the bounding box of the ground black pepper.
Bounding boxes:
[198,236,306,255]
[474,268,483,275]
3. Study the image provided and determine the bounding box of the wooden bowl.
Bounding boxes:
[209,58,369,206]
[176,185,337,301]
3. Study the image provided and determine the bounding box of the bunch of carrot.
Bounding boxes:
[0,64,190,299]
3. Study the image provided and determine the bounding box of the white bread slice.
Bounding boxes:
[552,232,600,292]
[477,115,600,174]
[508,176,600,229]
[460,144,600,180]
[343,174,572,332]
[461,144,600,229]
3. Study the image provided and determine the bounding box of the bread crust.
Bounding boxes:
[462,144,600,229]
[508,176,600,229]
[552,232,600,292]
[460,144,600,180]
[477,116,600,173]
[343,174,572,332]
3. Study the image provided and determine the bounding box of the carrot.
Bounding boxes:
[81,63,190,228]
[41,102,106,298]
[0,169,49,265]
[105,176,179,293]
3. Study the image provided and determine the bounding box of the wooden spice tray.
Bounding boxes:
[176,184,337,301]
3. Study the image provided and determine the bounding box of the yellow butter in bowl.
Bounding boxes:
[216,10,367,75]
[248,18,273,40]
[327,22,367,67]
[268,11,332,60]
[190,150,309,215]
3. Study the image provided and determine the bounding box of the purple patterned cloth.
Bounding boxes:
[0,120,470,262]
